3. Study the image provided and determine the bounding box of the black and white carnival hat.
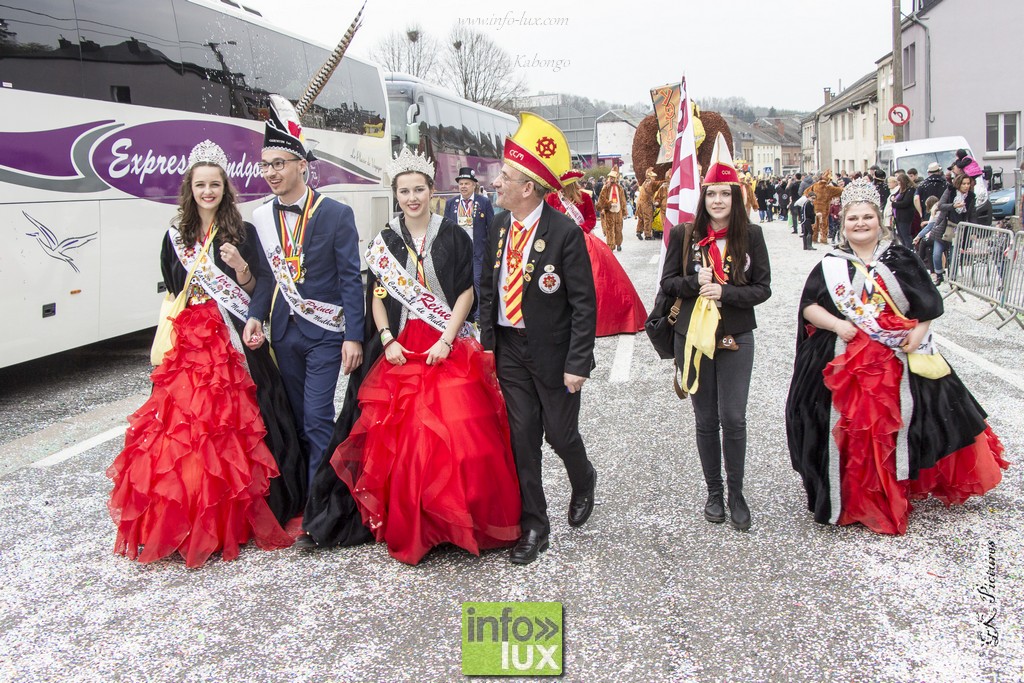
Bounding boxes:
[263,94,316,162]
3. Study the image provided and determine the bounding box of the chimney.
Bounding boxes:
[775,120,785,137]
[824,87,832,104]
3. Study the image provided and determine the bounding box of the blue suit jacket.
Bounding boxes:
[444,193,493,302]
[249,190,365,343]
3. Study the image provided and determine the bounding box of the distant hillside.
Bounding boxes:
[534,91,808,121]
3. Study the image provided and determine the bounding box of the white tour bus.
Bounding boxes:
[0,0,393,368]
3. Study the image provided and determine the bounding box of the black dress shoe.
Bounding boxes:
[703,493,726,523]
[294,533,318,550]
[568,471,596,527]
[728,494,751,532]
[509,529,549,565]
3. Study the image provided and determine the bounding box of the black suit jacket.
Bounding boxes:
[480,202,597,386]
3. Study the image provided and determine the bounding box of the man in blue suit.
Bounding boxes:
[244,96,364,493]
[443,166,493,317]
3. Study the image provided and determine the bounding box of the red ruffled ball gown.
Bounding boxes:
[108,300,293,568]
[787,253,1008,535]
[331,318,522,565]
[546,192,647,336]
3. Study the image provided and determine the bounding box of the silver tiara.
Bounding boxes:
[385,146,435,182]
[840,178,881,209]
[187,139,229,170]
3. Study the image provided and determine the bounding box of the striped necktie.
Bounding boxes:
[503,220,532,325]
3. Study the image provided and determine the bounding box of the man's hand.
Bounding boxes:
[243,318,264,349]
[341,340,363,375]
[564,373,587,394]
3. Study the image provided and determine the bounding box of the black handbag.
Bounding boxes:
[645,291,682,360]
[645,224,691,360]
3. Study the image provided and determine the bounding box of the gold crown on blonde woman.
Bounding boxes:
[386,146,435,181]
[187,139,229,170]
[840,178,881,209]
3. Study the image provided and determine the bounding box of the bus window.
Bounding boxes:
[0,0,83,97]
[389,98,410,153]
[435,97,463,153]
[173,0,258,118]
[74,0,184,109]
[420,94,442,155]
[461,109,481,157]
[348,58,387,137]
[247,24,309,104]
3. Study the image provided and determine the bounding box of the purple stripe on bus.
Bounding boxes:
[89,120,374,204]
[0,121,115,177]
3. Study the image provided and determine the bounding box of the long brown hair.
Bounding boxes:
[175,162,245,246]
[561,181,582,204]
[691,183,751,285]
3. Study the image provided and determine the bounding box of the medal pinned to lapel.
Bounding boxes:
[544,264,555,273]
[538,272,560,294]
[534,239,546,253]
[373,285,387,299]
[525,263,535,274]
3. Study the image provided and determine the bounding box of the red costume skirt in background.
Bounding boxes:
[331,318,521,565]
[824,330,1008,535]
[107,301,292,568]
[583,231,647,336]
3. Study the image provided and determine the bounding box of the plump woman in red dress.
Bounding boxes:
[107,141,294,568]
[786,178,1008,534]
[546,170,647,336]
[328,147,522,565]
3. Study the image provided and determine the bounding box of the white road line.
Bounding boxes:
[648,254,660,265]
[30,425,125,468]
[933,333,1024,393]
[608,335,635,383]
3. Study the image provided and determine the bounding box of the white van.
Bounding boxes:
[878,136,972,175]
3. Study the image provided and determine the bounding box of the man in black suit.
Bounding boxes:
[479,113,598,565]
[443,166,494,317]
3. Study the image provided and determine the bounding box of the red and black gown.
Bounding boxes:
[329,217,521,565]
[546,192,647,336]
[107,226,297,568]
[785,244,1008,534]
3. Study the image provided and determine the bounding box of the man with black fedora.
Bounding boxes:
[443,166,494,317]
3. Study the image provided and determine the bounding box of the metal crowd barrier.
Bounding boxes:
[944,221,1024,330]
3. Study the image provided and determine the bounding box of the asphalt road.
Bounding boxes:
[1,217,1021,683]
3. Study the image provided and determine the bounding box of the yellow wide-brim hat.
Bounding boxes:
[503,112,571,191]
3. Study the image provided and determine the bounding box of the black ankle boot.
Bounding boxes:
[728,492,751,531]
[704,493,726,523]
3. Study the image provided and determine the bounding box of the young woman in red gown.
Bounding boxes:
[546,171,647,336]
[107,142,294,568]
[786,178,1008,534]
[328,148,521,565]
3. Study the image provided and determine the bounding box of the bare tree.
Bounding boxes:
[439,25,525,113]
[369,24,439,80]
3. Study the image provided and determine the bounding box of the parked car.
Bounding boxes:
[989,186,1017,220]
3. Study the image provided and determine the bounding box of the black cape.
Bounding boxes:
[302,215,474,546]
[785,244,989,524]
[160,224,307,524]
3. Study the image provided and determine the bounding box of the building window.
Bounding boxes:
[903,43,916,87]
[986,112,1019,153]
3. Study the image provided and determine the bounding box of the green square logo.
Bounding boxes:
[461,601,563,676]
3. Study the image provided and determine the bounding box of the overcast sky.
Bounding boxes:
[246,0,915,113]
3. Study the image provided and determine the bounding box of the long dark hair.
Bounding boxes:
[692,183,751,285]
[175,162,245,246]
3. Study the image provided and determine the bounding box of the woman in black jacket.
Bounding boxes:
[930,174,975,285]
[890,171,917,248]
[659,134,772,531]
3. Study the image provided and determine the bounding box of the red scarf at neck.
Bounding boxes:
[697,226,729,284]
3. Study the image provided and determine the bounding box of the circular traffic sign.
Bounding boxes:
[888,104,911,127]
